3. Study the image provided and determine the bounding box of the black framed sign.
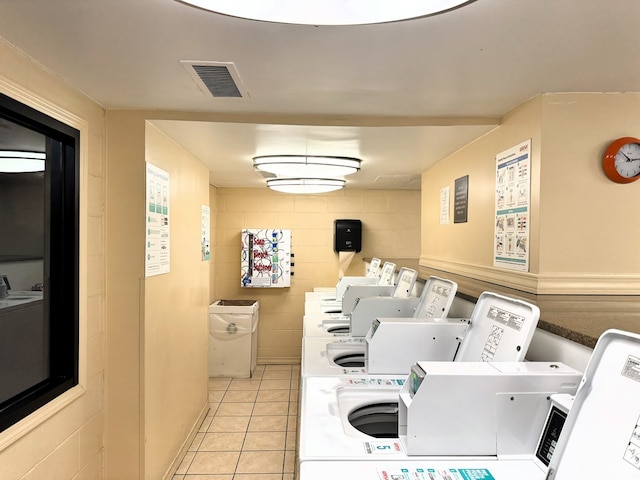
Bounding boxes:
[454,175,469,223]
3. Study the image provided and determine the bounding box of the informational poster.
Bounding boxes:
[145,163,170,277]
[494,139,531,272]
[201,205,210,261]
[241,229,291,288]
[439,186,450,224]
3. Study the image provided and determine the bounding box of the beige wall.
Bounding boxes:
[105,115,210,479]
[0,39,106,479]
[104,111,145,480]
[538,93,640,285]
[421,96,541,287]
[144,124,210,479]
[421,93,640,294]
[213,187,421,363]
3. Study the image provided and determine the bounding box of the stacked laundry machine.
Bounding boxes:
[296,262,621,480]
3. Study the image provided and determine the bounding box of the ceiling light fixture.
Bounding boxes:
[267,178,345,194]
[254,155,360,178]
[0,151,45,173]
[179,0,471,25]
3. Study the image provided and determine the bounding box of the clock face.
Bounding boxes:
[614,142,640,179]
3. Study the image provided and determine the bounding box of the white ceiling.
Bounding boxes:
[1,0,639,189]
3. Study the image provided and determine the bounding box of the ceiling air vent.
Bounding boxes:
[373,175,422,189]
[181,61,249,98]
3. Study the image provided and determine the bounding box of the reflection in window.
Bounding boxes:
[0,119,46,405]
[0,93,79,432]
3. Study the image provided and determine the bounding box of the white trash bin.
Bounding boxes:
[208,300,259,378]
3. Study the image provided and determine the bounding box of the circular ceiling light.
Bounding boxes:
[179,0,471,25]
[0,151,45,173]
[254,155,360,178]
[267,178,345,194]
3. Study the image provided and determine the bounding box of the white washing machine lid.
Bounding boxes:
[335,272,390,299]
[413,275,458,320]
[388,267,418,298]
[302,337,368,377]
[454,291,539,362]
[547,329,640,479]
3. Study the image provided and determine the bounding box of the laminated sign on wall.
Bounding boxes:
[241,229,291,288]
[494,139,531,272]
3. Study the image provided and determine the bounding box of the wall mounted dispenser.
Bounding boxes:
[334,219,362,253]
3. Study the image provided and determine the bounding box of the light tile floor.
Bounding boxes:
[172,364,299,480]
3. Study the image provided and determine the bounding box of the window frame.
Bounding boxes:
[0,92,80,433]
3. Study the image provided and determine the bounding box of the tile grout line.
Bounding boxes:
[175,365,298,478]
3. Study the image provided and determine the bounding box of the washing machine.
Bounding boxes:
[301,318,467,377]
[302,289,531,378]
[298,394,576,480]
[305,257,382,302]
[298,362,581,464]
[304,265,402,319]
[304,282,395,317]
[304,261,399,316]
[303,286,420,338]
[298,292,551,466]
[299,329,639,480]
[303,267,423,338]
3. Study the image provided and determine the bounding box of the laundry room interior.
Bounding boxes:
[0,1,639,480]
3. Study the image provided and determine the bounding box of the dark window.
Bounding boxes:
[0,92,79,432]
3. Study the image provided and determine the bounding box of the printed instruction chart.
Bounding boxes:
[494,139,531,272]
[378,467,497,480]
[145,162,170,277]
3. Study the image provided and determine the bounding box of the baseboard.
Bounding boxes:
[163,401,209,480]
[257,357,301,365]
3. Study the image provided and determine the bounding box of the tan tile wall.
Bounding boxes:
[213,187,421,363]
[0,39,106,479]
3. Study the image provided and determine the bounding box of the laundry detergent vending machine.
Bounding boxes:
[241,228,291,288]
